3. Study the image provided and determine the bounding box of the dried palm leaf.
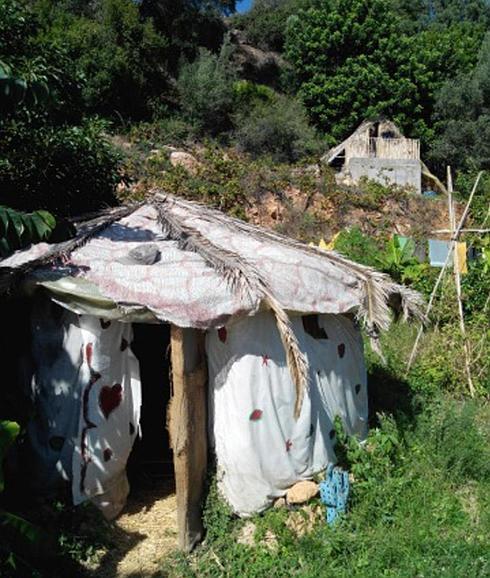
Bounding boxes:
[154,196,309,418]
[0,205,140,294]
[152,191,425,333]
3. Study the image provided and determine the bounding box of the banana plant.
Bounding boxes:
[0,206,56,258]
[0,420,41,574]
[0,420,19,494]
[377,234,421,283]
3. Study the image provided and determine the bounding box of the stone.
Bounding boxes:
[285,505,322,537]
[237,521,256,546]
[273,497,287,509]
[169,151,200,174]
[286,480,319,505]
[263,529,278,551]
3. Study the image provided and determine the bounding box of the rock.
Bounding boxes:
[286,480,319,505]
[237,522,278,550]
[263,529,278,551]
[127,244,161,265]
[169,151,200,174]
[237,521,256,546]
[285,505,323,537]
[116,181,130,194]
[273,497,287,509]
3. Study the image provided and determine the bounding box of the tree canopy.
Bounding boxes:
[285,0,485,144]
[429,32,490,172]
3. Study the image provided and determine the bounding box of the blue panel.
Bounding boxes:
[428,239,451,267]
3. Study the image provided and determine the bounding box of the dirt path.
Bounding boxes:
[92,477,177,578]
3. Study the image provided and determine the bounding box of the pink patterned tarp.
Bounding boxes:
[2,204,362,327]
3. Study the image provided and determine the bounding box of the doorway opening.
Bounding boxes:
[127,322,173,487]
[97,323,178,575]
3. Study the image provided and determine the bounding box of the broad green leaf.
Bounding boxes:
[0,207,9,236]
[30,213,54,240]
[0,237,11,257]
[0,207,55,256]
[0,511,41,543]
[0,420,20,493]
[21,214,35,239]
[7,210,24,242]
[36,210,56,231]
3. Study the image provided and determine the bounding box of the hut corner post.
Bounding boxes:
[168,325,208,552]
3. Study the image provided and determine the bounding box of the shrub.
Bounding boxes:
[333,227,382,268]
[177,41,237,135]
[234,95,323,162]
[0,0,123,218]
[0,117,122,217]
[127,117,197,150]
[232,79,275,108]
[139,145,322,219]
[33,0,169,120]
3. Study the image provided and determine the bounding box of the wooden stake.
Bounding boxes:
[406,171,483,374]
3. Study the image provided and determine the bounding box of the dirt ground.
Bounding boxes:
[91,476,177,578]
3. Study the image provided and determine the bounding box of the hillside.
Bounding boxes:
[115,138,459,246]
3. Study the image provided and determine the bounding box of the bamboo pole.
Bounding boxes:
[431,228,490,234]
[447,166,454,230]
[448,167,475,397]
[406,171,483,374]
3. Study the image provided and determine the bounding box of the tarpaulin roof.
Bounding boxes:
[0,192,424,416]
[0,193,423,331]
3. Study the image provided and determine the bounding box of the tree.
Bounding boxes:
[32,0,169,119]
[429,33,490,172]
[285,0,484,144]
[0,0,122,217]
[393,0,490,29]
[231,0,309,52]
[140,0,236,73]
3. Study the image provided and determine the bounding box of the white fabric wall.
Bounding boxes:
[206,311,367,516]
[28,299,141,519]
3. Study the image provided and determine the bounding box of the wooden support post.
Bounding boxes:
[168,325,208,551]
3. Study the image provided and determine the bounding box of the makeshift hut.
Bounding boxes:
[322,118,447,195]
[0,193,423,551]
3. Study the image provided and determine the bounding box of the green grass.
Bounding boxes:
[161,389,490,578]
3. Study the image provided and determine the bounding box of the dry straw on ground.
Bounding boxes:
[91,478,177,578]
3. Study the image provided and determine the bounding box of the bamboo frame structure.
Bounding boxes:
[406,171,483,375]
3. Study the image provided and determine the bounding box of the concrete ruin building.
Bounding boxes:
[322,119,439,194]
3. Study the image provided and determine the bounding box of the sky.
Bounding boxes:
[236,0,253,13]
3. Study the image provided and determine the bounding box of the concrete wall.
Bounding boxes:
[347,157,422,194]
